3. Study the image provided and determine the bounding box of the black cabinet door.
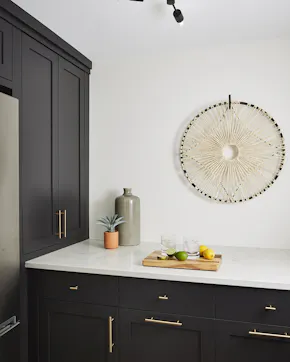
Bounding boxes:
[0,17,13,81]
[0,324,20,362]
[216,320,290,362]
[119,309,214,362]
[39,299,117,362]
[21,34,60,254]
[58,57,88,243]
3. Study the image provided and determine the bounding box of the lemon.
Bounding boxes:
[166,248,176,257]
[175,251,188,261]
[203,248,215,260]
[199,245,208,257]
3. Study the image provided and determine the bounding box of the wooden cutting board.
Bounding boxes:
[142,251,222,272]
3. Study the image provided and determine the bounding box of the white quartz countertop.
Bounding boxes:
[25,239,290,290]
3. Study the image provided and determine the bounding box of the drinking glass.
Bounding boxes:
[183,237,200,258]
[161,234,177,255]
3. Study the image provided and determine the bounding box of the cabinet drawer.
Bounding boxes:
[119,277,214,318]
[35,270,118,306]
[216,286,290,327]
[215,320,290,362]
[120,308,215,362]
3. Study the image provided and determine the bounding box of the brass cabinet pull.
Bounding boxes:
[69,286,78,291]
[158,295,169,300]
[55,210,62,239]
[265,305,277,311]
[249,329,290,339]
[144,317,182,327]
[108,316,115,353]
[63,209,67,238]
[55,210,66,239]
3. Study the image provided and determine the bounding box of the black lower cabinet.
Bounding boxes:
[0,324,20,362]
[39,299,117,362]
[119,309,215,362]
[29,273,290,362]
[215,320,290,362]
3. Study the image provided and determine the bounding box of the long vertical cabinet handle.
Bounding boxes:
[55,210,62,239]
[63,210,67,238]
[108,316,115,353]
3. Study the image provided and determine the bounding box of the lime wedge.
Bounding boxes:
[166,248,176,257]
[157,255,168,260]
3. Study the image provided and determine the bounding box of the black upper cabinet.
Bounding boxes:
[0,0,91,260]
[21,36,89,255]
[0,17,13,81]
[215,320,290,362]
[21,34,60,255]
[119,309,215,362]
[58,58,87,243]
[39,299,117,362]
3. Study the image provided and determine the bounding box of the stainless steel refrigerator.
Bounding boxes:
[0,92,20,362]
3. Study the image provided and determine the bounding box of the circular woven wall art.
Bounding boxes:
[180,100,285,203]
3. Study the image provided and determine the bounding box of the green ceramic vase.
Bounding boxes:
[115,188,140,246]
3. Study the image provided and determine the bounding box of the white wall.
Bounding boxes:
[90,39,290,248]
[11,0,290,248]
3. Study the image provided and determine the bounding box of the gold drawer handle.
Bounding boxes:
[55,210,63,239]
[69,286,79,291]
[249,329,290,339]
[265,305,277,311]
[145,317,182,327]
[109,316,115,353]
[63,209,67,238]
[55,210,67,239]
[158,295,169,300]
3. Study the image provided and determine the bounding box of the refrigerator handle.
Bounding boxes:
[0,316,20,338]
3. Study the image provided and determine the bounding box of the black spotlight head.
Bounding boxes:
[167,0,175,5]
[173,9,184,24]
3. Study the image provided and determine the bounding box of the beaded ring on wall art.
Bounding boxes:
[180,97,285,203]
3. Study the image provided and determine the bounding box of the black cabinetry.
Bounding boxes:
[215,320,290,362]
[119,277,214,318]
[28,271,290,362]
[58,58,88,244]
[0,17,12,81]
[120,309,214,362]
[39,299,117,362]
[21,34,59,255]
[0,1,91,258]
[0,3,91,362]
[21,36,89,255]
[29,271,119,362]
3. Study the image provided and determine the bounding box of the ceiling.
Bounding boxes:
[12,0,290,61]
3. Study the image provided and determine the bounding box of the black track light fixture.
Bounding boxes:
[167,0,184,25]
[130,0,184,26]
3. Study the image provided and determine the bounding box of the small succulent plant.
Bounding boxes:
[96,214,125,233]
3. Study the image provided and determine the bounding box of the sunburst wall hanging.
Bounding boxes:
[180,97,285,203]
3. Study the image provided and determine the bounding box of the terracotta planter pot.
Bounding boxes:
[104,231,119,249]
